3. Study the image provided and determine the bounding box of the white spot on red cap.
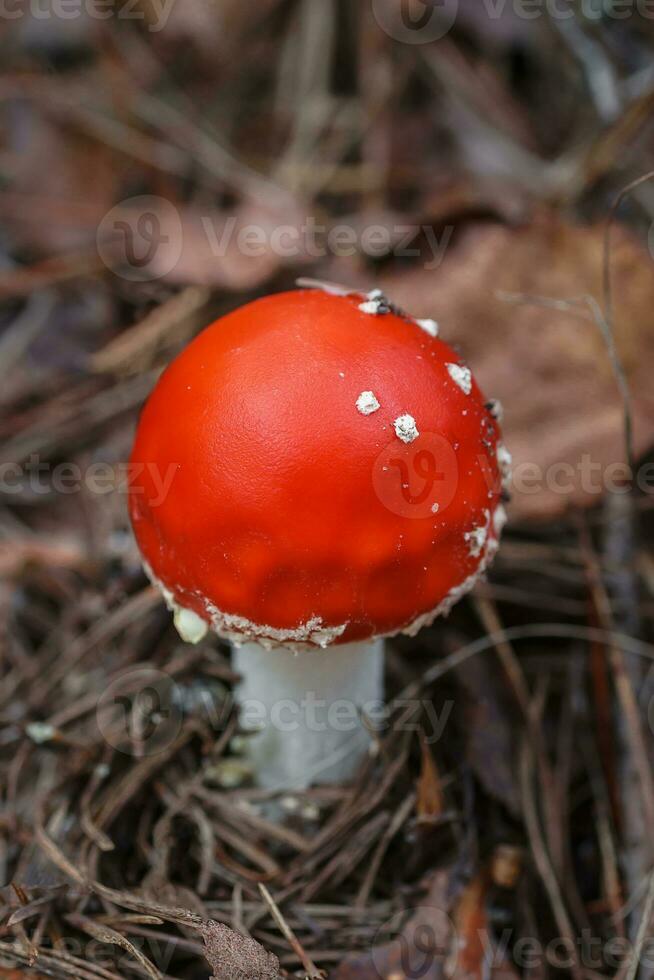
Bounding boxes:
[486,398,503,421]
[493,503,508,536]
[356,391,381,415]
[496,442,512,491]
[415,318,439,337]
[394,414,419,443]
[465,511,490,558]
[446,363,472,395]
[358,289,390,315]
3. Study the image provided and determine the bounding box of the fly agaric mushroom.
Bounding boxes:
[128,285,508,789]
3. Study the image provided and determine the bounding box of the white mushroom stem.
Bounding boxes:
[233,640,385,790]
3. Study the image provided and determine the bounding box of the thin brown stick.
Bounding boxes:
[258,883,325,980]
[519,744,583,980]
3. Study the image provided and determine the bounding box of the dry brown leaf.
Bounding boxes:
[200,920,279,980]
[455,873,494,980]
[380,210,654,521]
[416,733,445,824]
[333,868,517,980]
[332,870,456,980]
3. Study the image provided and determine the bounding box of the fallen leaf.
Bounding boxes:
[333,868,518,980]
[200,920,279,980]
[379,210,654,520]
[332,870,456,980]
[454,869,519,980]
[417,733,445,824]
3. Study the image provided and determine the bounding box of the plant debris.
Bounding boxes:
[200,920,280,980]
[2,5,654,979]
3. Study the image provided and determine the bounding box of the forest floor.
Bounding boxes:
[2,3,654,978]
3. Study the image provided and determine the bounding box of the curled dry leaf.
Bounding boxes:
[333,868,518,980]
[416,733,445,824]
[453,870,520,980]
[380,210,654,521]
[200,920,280,980]
[332,870,457,980]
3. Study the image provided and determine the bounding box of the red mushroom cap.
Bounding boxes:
[129,288,508,647]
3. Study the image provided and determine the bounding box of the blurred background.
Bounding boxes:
[2,2,654,978]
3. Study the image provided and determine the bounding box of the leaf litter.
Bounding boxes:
[2,5,654,980]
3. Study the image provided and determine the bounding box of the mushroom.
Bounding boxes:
[129,287,507,789]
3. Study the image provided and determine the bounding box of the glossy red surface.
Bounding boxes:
[129,289,504,644]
